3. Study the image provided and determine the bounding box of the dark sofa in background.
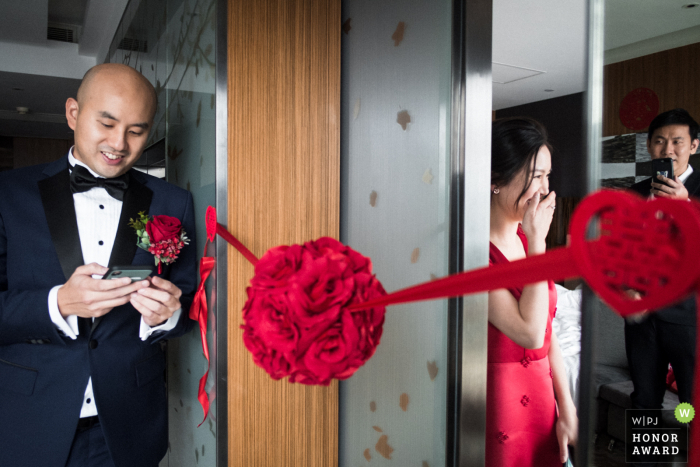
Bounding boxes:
[593,298,686,451]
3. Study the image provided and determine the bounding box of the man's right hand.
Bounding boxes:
[651,175,689,200]
[57,263,150,319]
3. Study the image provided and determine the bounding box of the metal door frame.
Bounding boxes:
[446,0,604,464]
[215,0,228,464]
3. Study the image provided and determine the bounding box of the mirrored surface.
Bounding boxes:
[109,0,217,464]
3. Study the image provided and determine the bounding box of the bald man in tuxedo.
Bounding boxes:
[0,64,196,467]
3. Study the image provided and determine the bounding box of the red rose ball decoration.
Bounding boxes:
[241,237,387,385]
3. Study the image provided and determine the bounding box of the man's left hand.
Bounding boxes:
[130,276,182,327]
[651,175,689,200]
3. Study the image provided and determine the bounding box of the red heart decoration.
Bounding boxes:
[569,190,700,317]
[205,206,217,242]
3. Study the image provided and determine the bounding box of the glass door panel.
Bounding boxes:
[339,1,454,465]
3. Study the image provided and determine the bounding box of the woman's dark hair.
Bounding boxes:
[491,117,552,208]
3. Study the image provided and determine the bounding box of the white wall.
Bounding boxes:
[0,0,129,79]
[0,41,95,79]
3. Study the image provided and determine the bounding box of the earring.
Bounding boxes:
[493,188,499,194]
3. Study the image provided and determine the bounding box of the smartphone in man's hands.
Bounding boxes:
[102,265,155,282]
[651,157,674,186]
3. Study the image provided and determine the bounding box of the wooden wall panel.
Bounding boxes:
[227,0,340,466]
[13,137,72,168]
[603,42,700,137]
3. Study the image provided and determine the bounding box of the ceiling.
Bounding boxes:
[492,0,700,110]
[0,0,126,140]
[604,0,700,50]
[48,0,89,26]
[0,0,698,139]
[493,0,588,110]
[0,71,80,139]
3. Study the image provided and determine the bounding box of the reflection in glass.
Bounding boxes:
[486,118,577,467]
[109,0,217,464]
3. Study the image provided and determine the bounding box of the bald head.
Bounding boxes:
[77,64,157,120]
[66,63,158,178]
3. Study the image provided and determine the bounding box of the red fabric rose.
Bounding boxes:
[242,287,299,356]
[242,325,292,380]
[289,255,354,317]
[241,237,387,385]
[304,237,371,273]
[348,273,386,358]
[146,215,182,243]
[250,245,304,288]
[290,311,360,385]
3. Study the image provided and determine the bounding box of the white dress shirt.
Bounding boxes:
[48,149,180,418]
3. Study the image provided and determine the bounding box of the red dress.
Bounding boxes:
[485,228,560,467]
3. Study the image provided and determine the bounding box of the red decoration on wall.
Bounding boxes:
[619,87,659,131]
[189,207,261,425]
[241,238,386,385]
[197,194,700,463]
[189,254,215,426]
[201,208,387,388]
[205,206,217,242]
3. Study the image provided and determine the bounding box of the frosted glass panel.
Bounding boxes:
[339,1,453,466]
[107,0,168,147]
[109,0,217,465]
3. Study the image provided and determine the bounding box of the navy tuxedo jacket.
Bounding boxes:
[628,171,700,326]
[0,155,197,467]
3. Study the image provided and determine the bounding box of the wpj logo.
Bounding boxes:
[625,407,690,463]
[675,402,695,423]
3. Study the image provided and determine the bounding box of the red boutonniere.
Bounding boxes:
[129,212,190,273]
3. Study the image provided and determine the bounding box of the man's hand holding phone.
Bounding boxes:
[130,276,183,327]
[650,174,689,200]
[57,263,150,319]
[650,157,688,200]
[101,265,181,327]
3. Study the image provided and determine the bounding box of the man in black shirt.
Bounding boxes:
[626,108,700,412]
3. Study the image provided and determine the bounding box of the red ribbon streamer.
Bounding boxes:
[191,207,260,425]
[348,247,578,311]
[215,223,258,266]
[189,250,216,426]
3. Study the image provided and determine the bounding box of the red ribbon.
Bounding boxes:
[215,223,258,266]
[189,251,216,426]
[191,207,259,425]
[348,247,578,311]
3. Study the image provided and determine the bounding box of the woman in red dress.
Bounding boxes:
[485,117,578,466]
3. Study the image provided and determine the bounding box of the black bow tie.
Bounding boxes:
[70,164,130,201]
